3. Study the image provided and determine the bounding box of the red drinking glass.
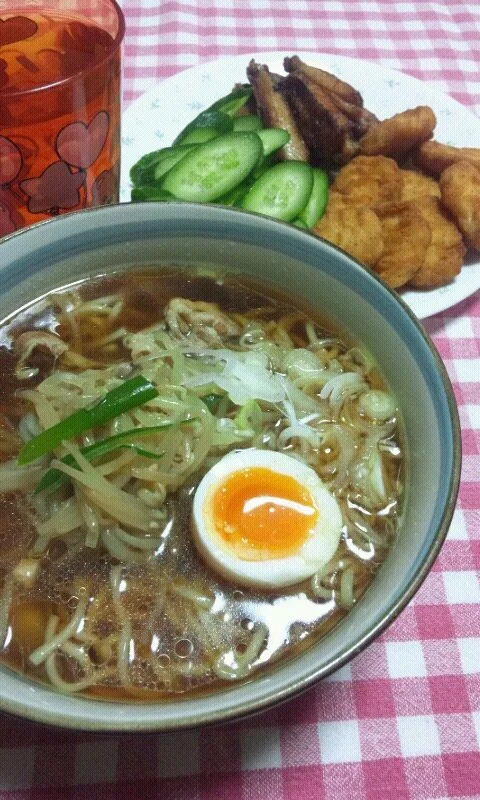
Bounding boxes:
[0,0,124,235]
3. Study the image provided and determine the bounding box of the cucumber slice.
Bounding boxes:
[293,218,309,229]
[172,88,252,148]
[130,150,163,187]
[131,186,176,202]
[130,145,197,187]
[152,145,199,182]
[174,127,218,146]
[217,181,251,207]
[208,85,253,117]
[251,152,276,181]
[241,161,314,222]
[250,129,290,179]
[162,131,263,203]
[232,114,264,132]
[297,168,329,228]
[256,128,290,157]
[173,110,233,146]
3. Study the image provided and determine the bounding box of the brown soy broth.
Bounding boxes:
[0,268,403,700]
[56,268,345,359]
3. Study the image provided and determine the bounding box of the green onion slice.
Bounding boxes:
[18,375,159,465]
[34,418,197,494]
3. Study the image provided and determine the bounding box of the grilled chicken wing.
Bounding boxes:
[283,55,377,137]
[283,56,363,106]
[246,60,310,161]
[278,56,377,166]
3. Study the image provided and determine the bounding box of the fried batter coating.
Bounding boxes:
[372,201,432,288]
[407,197,465,288]
[359,106,436,160]
[400,169,441,202]
[331,155,402,206]
[439,160,480,250]
[414,139,480,178]
[313,193,384,267]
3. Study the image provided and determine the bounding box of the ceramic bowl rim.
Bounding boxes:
[0,202,462,731]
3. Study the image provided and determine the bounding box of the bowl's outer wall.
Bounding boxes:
[0,203,460,731]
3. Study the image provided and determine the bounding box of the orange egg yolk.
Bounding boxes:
[211,466,318,559]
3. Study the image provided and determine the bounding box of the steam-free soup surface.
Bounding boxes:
[0,269,403,700]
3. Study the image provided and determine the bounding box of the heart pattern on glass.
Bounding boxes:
[0,15,37,47]
[56,111,109,169]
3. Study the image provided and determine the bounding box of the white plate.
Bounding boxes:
[120,52,480,319]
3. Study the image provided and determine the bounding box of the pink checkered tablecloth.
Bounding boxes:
[1,2,479,798]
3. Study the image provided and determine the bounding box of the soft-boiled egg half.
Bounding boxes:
[192,448,343,589]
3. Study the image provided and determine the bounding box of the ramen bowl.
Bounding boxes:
[0,202,460,731]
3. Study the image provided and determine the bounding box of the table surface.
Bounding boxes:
[1,2,479,799]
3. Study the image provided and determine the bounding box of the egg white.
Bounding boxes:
[192,448,343,589]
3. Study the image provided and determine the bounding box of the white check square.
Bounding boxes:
[396,715,441,757]
[453,358,480,383]
[318,719,362,764]
[386,640,427,679]
[443,571,480,604]
[457,637,480,674]
[446,508,469,541]
[465,403,480,428]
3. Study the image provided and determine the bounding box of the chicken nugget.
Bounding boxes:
[372,201,432,288]
[414,139,480,178]
[400,169,441,202]
[313,193,384,267]
[439,160,480,250]
[407,197,465,288]
[359,106,436,160]
[331,155,402,206]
